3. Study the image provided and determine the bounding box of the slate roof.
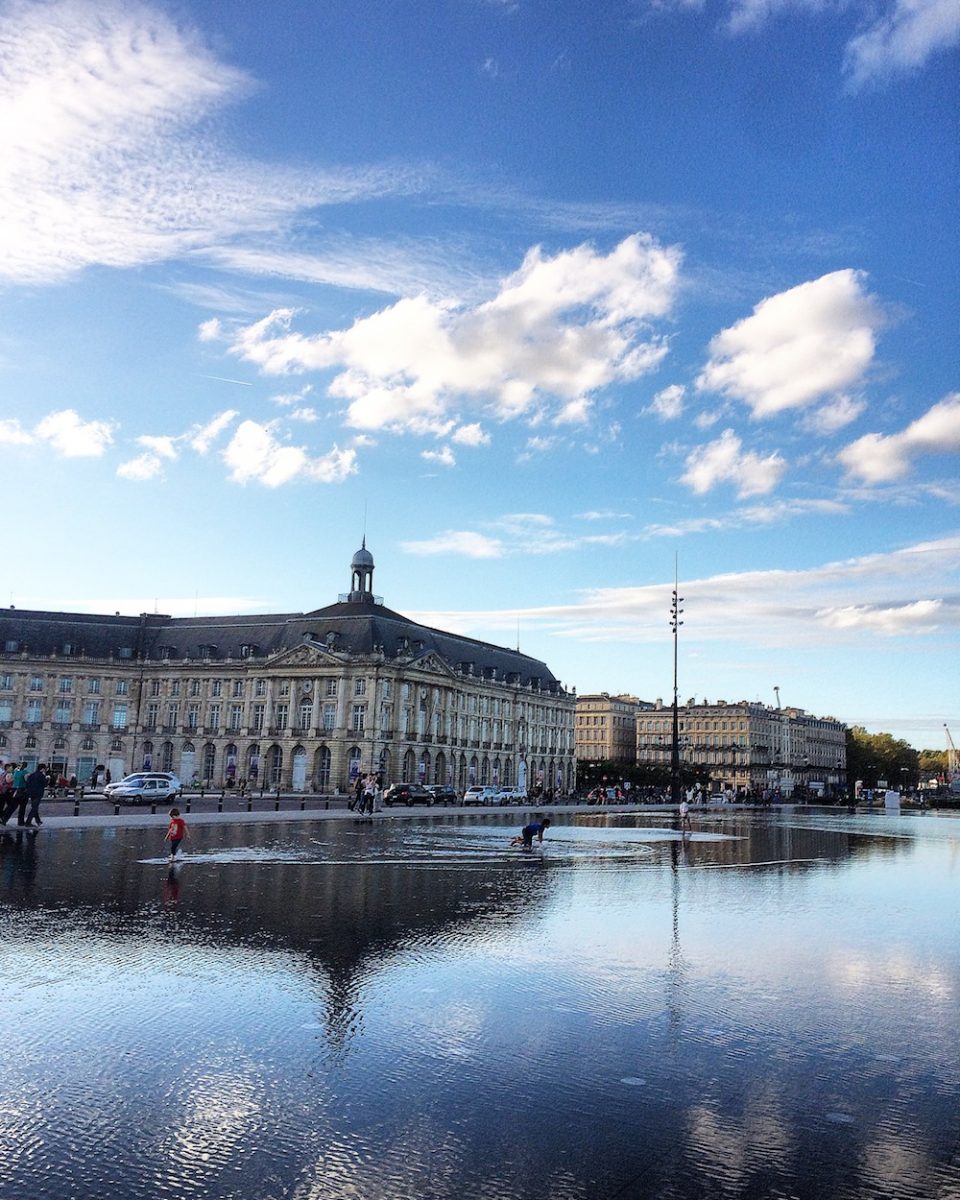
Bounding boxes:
[0,596,562,691]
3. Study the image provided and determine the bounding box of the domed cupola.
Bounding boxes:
[348,538,375,601]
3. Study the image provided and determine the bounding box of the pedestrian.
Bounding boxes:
[0,763,13,824]
[679,798,693,833]
[510,816,550,848]
[165,807,189,861]
[23,763,47,827]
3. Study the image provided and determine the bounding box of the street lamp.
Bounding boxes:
[669,569,683,808]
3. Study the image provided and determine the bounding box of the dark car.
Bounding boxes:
[426,784,457,805]
[382,783,434,807]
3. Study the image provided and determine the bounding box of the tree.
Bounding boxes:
[918,749,947,782]
[846,727,920,791]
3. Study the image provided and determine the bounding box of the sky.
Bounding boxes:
[1,0,958,751]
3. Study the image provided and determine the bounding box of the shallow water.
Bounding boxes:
[1,810,957,1200]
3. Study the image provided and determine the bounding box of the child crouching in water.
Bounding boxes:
[165,807,189,861]
[511,816,550,848]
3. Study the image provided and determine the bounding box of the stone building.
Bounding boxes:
[0,544,576,795]
[636,697,847,797]
[575,693,648,766]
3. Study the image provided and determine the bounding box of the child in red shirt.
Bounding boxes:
[165,807,189,861]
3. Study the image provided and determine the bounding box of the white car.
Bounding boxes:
[495,787,527,805]
[463,785,500,806]
[104,772,182,803]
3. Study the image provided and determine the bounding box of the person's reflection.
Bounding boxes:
[162,865,182,905]
[0,828,39,896]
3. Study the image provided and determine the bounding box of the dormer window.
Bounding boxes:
[117,647,134,659]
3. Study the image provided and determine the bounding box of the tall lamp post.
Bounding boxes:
[670,569,684,807]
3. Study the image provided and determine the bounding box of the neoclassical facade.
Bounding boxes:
[0,545,576,795]
[575,693,649,766]
[636,697,847,796]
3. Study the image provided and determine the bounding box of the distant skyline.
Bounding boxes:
[2,0,957,750]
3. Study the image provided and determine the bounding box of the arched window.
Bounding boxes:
[480,757,490,785]
[403,748,416,780]
[247,744,261,781]
[316,745,331,788]
[202,743,216,782]
[434,751,446,785]
[161,741,174,772]
[267,744,283,786]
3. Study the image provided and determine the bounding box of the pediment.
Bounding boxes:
[410,652,456,678]
[266,642,336,668]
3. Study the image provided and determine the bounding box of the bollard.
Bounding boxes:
[73,796,80,817]
[274,794,280,812]
[185,796,191,814]
[151,803,156,816]
[325,800,329,811]
[300,796,305,811]
[247,794,253,812]
[114,802,120,816]
[218,794,223,813]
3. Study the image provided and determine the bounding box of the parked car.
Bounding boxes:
[107,775,182,805]
[426,785,458,805]
[104,772,182,798]
[382,783,434,807]
[463,785,500,806]
[495,786,527,805]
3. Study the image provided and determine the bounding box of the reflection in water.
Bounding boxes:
[0,811,957,1199]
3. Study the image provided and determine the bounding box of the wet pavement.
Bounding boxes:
[0,808,957,1200]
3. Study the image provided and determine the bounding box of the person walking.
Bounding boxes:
[0,763,13,824]
[23,763,47,827]
[165,807,189,861]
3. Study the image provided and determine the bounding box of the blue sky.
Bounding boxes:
[2,0,958,750]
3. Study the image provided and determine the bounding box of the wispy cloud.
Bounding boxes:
[0,0,423,287]
[402,531,504,558]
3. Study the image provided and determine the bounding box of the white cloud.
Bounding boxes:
[137,434,178,459]
[800,394,867,436]
[451,423,490,447]
[221,419,357,487]
[680,429,787,497]
[817,598,944,634]
[117,452,164,481]
[270,385,313,408]
[844,0,960,88]
[0,0,419,286]
[401,531,504,558]
[198,319,222,342]
[289,407,319,423]
[225,234,680,435]
[189,410,238,454]
[696,270,882,418]
[838,392,960,482]
[646,384,686,420]
[0,418,33,446]
[34,409,114,456]
[421,446,456,466]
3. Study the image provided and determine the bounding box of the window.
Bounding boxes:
[59,676,73,693]
[274,702,289,729]
[166,703,179,727]
[352,704,366,732]
[30,676,43,691]
[255,679,266,697]
[26,699,42,724]
[253,703,265,732]
[279,681,290,697]
[0,674,11,690]
[232,680,243,698]
[54,700,72,723]
[229,704,243,731]
[145,702,158,729]
[112,703,128,730]
[82,700,100,724]
[381,680,392,700]
[190,679,201,697]
[171,680,180,697]
[0,701,12,722]
[209,703,221,729]
[298,701,312,730]
[150,679,160,697]
[115,679,128,696]
[355,678,366,697]
[212,680,223,697]
[324,678,337,697]
[187,704,200,730]
[4,640,18,653]
[322,703,335,732]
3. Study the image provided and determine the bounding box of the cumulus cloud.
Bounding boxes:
[696,270,883,418]
[0,418,33,445]
[221,419,357,487]
[421,446,456,466]
[680,429,787,497]
[800,394,867,436]
[34,409,114,456]
[190,410,238,454]
[646,384,686,420]
[401,531,504,558]
[451,423,490,447]
[0,0,418,286]
[838,392,960,483]
[224,234,681,435]
[117,452,165,481]
[844,0,960,88]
